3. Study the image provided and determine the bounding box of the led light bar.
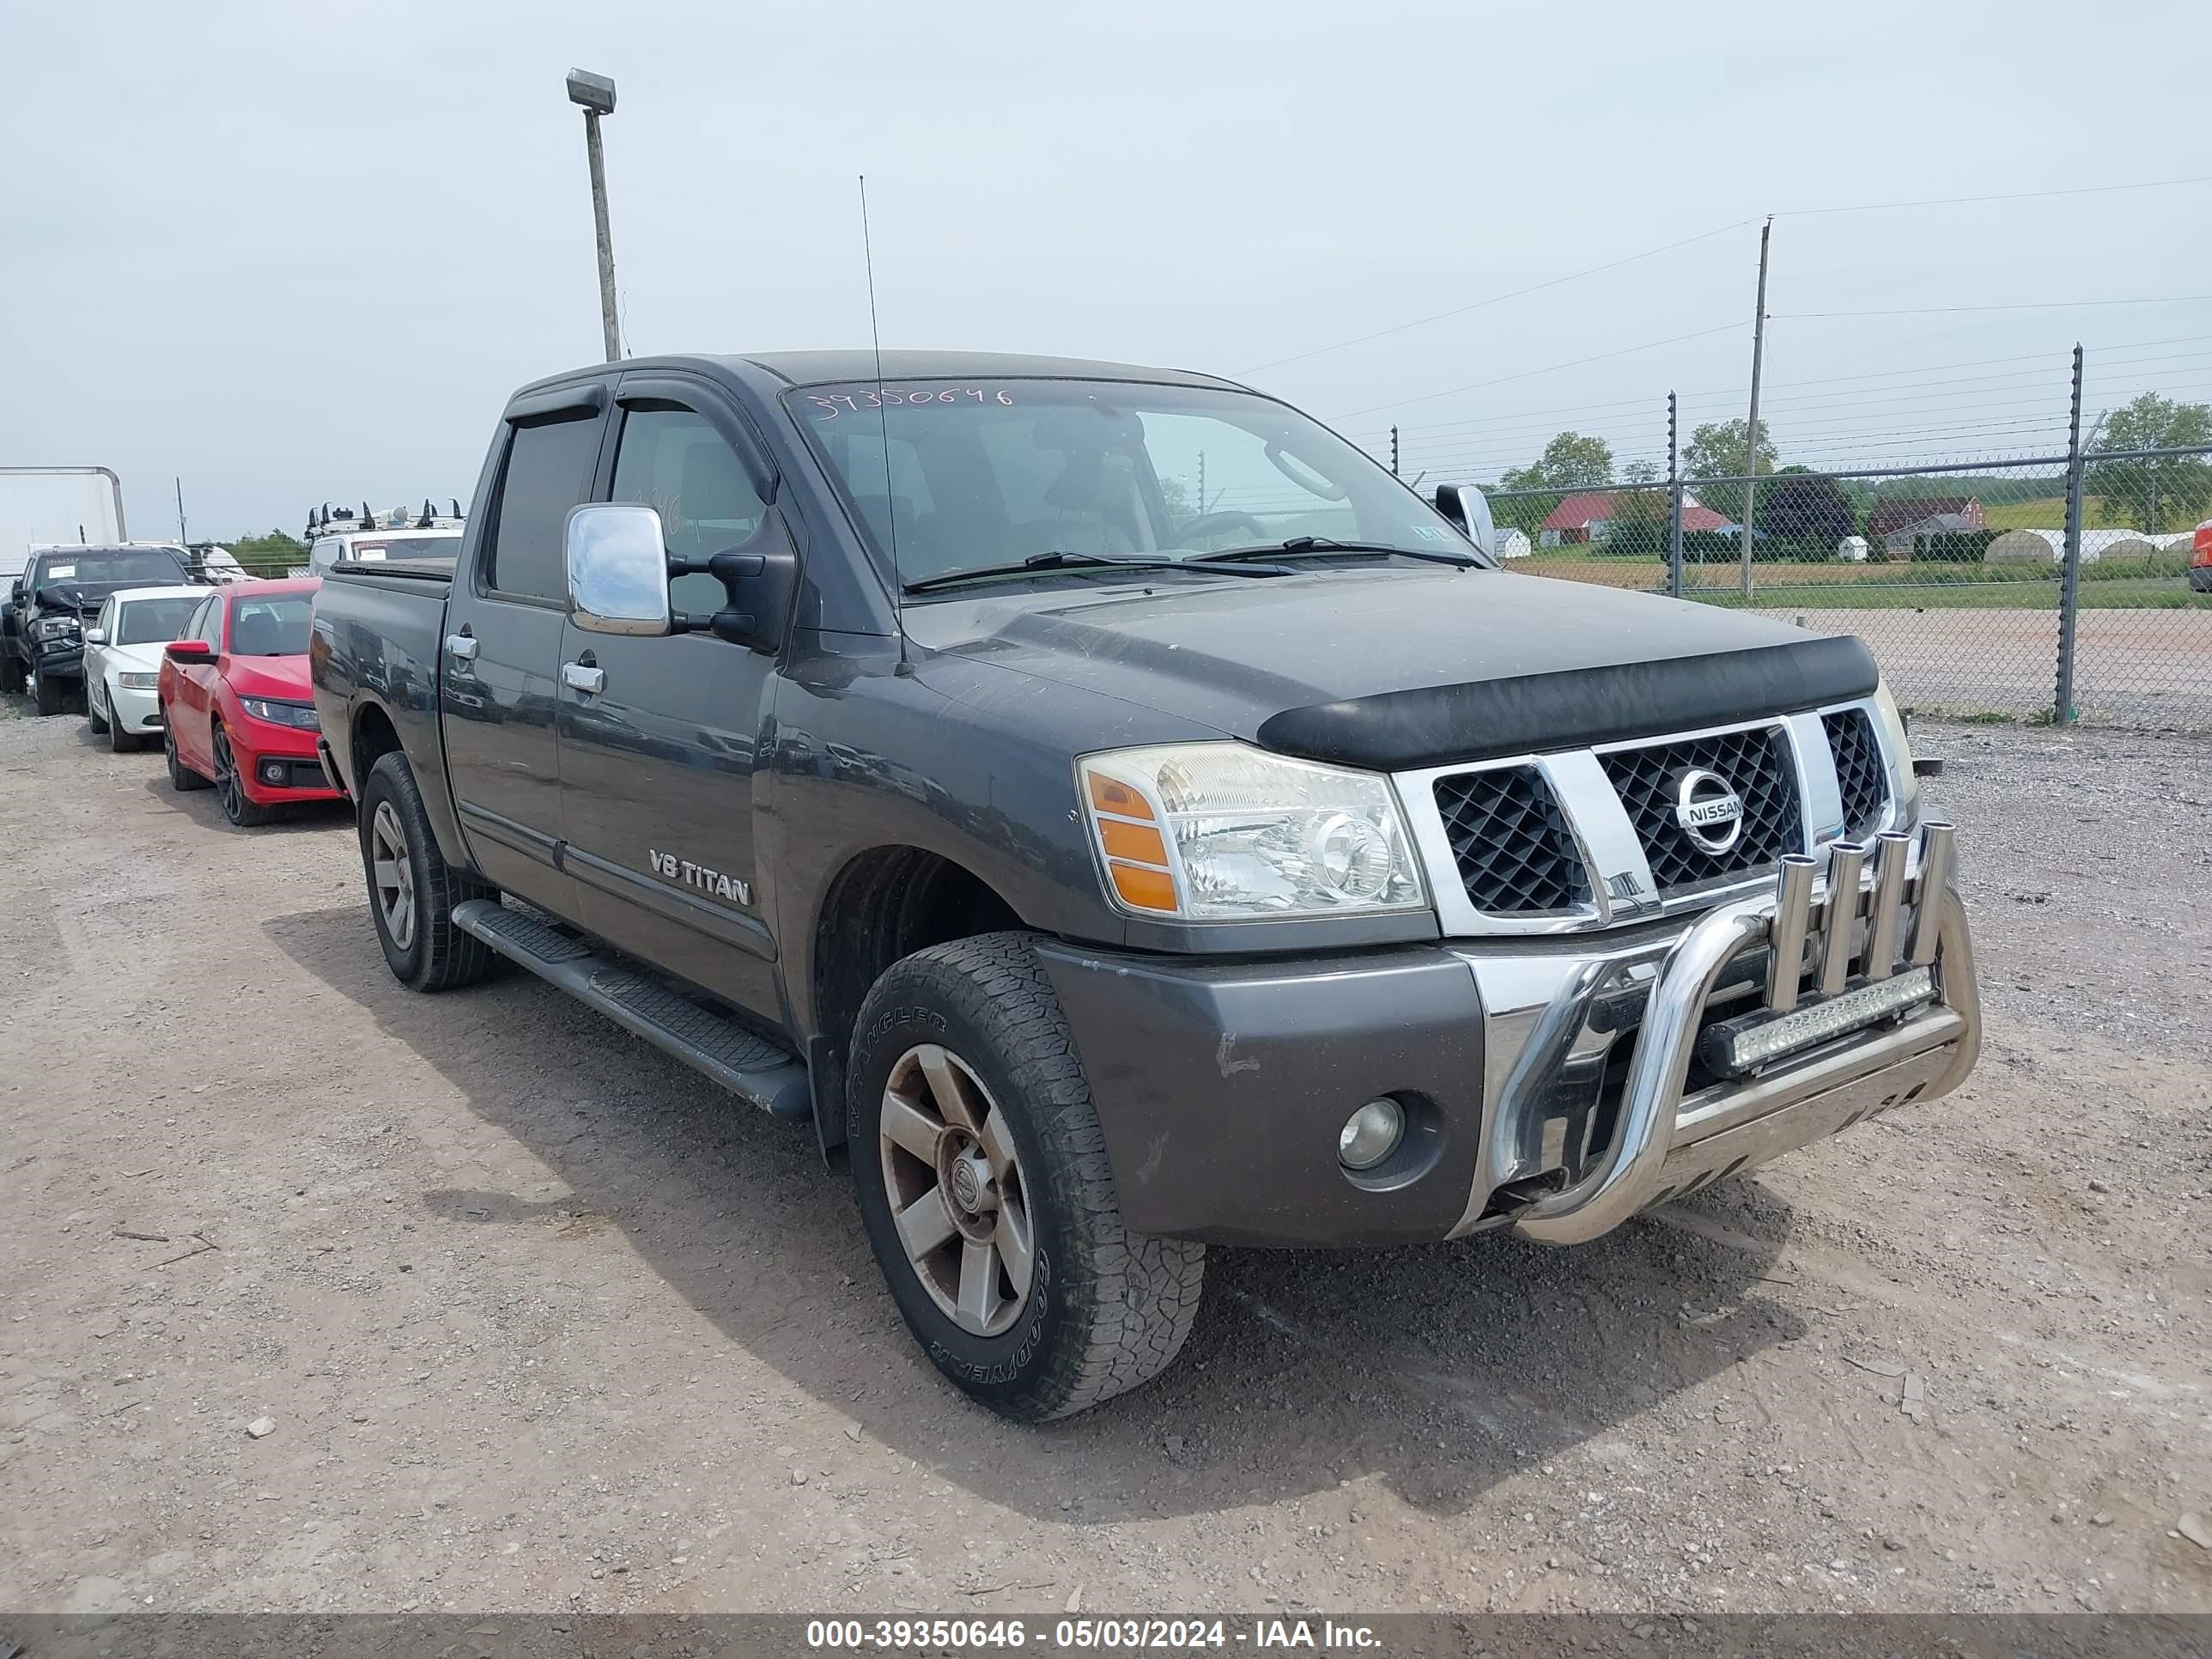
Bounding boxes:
[1703,966,1937,1077]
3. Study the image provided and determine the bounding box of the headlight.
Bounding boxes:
[116,672,160,690]
[1871,682,1919,824]
[1078,743,1426,920]
[240,697,319,730]
[33,615,78,639]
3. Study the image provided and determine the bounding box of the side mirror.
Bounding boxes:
[166,640,216,665]
[85,628,108,646]
[566,503,672,637]
[1433,483,1497,557]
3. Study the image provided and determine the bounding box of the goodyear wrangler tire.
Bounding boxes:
[849,932,1206,1421]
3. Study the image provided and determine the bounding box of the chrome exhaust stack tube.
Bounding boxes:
[1907,820,1954,967]
[1765,854,1817,1012]
[1817,841,1867,995]
[1862,831,1912,981]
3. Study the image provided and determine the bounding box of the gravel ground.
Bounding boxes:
[2,692,2207,1619]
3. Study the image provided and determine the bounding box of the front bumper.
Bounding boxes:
[108,682,165,734]
[1042,821,1978,1249]
[32,640,83,681]
[233,725,341,803]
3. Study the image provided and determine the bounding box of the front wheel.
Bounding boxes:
[358,750,497,991]
[0,653,23,694]
[32,671,65,716]
[86,683,109,735]
[849,933,1206,1422]
[211,722,274,827]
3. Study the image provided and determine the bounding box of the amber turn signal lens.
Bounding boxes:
[1108,861,1177,912]
[1087,773,1154,819]
[1097,818,1169,865]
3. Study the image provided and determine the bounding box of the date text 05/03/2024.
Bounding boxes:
[804,1617,1382,1650]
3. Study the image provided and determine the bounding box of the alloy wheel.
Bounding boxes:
[878,1043,1036,1337]
[213,727,246,823]
[369,799,416,952]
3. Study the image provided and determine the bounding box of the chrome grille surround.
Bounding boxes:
[1394,696,1906,939]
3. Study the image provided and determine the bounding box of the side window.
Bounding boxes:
[185,597,216,645]
[96,599,115,639]
[610,405,769,613]
[487,410,605,602]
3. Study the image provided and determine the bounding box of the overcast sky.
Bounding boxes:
[4,0,2208,545]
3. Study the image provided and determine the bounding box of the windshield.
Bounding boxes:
[33,549,187,589]
[116,596,200,646]
[226,594,313,656]
[787,378,1480,590]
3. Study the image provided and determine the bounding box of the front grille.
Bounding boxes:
[1823,708,1888,837]
[1600,726,1803,892]
[1433,766,1590,915]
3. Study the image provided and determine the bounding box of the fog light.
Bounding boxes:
[1338,1098,1404,1171]
[259,759,287,785]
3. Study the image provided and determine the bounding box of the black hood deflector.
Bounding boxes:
[1255,634,1878,770]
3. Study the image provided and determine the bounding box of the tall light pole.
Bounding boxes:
[566,68,622,362]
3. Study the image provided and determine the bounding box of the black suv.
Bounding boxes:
[3,544,198,714]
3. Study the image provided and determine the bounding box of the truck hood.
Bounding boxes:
[221,653,314,701]
[900,567,1878,769]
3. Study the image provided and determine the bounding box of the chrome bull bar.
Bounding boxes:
[1459,819,1978,1245]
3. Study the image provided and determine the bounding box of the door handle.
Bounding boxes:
[446,633,479,662]
[560,661,605,695]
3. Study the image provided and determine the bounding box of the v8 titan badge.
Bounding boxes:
[1673,767,1745,855]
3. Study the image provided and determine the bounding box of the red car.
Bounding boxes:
[159,577,343,826]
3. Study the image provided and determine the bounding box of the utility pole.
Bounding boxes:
[1739,216,1772,599]
[174,477,187,547]
[566,70,623,363]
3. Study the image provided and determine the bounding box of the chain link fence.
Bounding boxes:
[1446,361,2212,730]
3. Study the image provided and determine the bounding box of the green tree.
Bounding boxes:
[1682,417,1778,527]
[2086,393,2212,532]
[228,528,307,558]
[1498,430,1614,491]
[1757,466,1856,556]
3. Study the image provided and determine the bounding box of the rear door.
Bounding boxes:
[553,377,784,1014]
[439,386,610,914]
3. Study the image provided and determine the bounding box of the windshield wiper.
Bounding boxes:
[902,550,1292,594]
[1191,536,1480,569]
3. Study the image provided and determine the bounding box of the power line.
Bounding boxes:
[1338,323,1744,419]
[1776,174,2212,217]
[1776,295,2212,320]
[1244,220,1753,374]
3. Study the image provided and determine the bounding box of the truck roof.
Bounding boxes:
[509,349,1254,404]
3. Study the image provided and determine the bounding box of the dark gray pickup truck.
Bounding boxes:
[310,349,1980,1420]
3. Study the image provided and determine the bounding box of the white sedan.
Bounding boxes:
[83,586,206,752]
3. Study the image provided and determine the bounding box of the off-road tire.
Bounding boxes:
[0,653,23,695]
[359,750,497,992]
[849,932,1206,1421]
[164,714,209,791]
[33,671,65,716]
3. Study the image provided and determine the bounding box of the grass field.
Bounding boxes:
[1976,495,2179,532]
[1516,546,2207,608]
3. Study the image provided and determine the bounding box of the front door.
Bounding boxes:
[556,390,783,1017]
[169,592,224,770]
[441,400,606,913]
